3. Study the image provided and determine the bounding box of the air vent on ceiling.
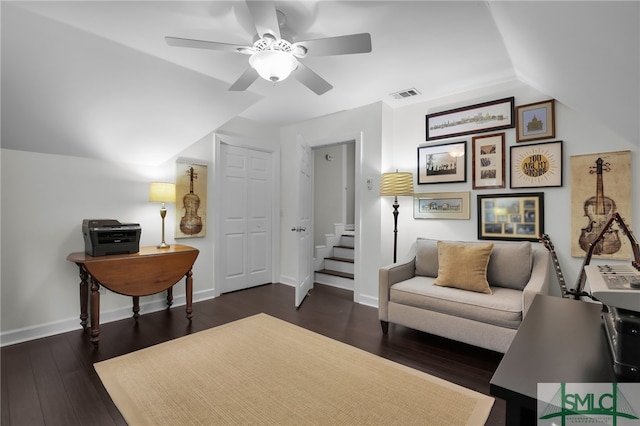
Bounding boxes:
[391,88,421,100]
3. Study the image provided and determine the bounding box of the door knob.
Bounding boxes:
[290,227,306,232]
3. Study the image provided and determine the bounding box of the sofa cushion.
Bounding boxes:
[487,242,532,290]
[433,241,493,294]
[415,238,439,277]
[390,276,523,329]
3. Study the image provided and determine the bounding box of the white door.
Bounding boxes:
[295,141,313,307]
[220,143,272,293]
[247,149,272,287]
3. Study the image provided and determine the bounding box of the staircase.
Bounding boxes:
[314,228,355,290]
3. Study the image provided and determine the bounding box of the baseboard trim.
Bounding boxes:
[279,275,296,287]
[357,293,378,308]
[0,288,217,347]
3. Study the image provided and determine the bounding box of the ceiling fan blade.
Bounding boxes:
[292,62,333,95]
[293,33,372,57]
[246,1,281,40]
[229,67,259,91]
[165,36,251,54]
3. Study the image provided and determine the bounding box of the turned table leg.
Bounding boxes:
[166,287,173,308]
[185,269,193,320]
[132,296,140,320]
[77,265,89,330]
[90,277,101,346]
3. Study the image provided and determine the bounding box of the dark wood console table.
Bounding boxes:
[490,295,616,425]
[67,244,199,346]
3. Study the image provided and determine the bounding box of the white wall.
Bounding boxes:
[0,149,190,344]
[386,80,639,296]
[0,118,280,346]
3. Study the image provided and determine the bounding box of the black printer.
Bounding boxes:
[82,219,141,256]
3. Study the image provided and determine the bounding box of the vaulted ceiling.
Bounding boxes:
[2,1,638,165]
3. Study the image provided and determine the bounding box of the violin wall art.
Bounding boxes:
[570,150,632,259]
[175,161,207,239]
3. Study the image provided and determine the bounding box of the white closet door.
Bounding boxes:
[247,149,272,287]
[220,143,272,293]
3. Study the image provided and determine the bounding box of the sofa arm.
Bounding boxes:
[522,249,551,317]
[378,257,416,321]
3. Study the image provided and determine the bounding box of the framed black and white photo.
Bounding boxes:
[417,141,466,185]
[472,133,505,189]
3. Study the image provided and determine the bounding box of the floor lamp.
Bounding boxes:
[380,171,414,263]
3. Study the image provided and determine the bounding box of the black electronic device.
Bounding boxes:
[602,305,640,380]
[82,219,141,256]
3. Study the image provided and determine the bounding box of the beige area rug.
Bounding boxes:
[95,314,494,425]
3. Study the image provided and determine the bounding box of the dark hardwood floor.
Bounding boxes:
[1,283,506,425]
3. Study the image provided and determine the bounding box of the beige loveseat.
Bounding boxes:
[379,238,551,353]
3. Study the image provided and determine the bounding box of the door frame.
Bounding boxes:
[213,134,281,297]
[308,132,363,303]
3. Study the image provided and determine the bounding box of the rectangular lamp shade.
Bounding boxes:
[380,172,414,196]
[149,182,176,203]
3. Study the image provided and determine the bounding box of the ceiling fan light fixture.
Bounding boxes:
[249,49,297,82]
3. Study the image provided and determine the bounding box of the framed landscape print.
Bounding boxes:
[426,97,514,141]
[477,192,544,242]
[516,99,555,142]
[472,133,505,189]
[417,141,466,184]
[510,141,563,188]
[413,191,470,220]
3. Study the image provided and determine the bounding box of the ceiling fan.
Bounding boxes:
[165,1,372,95]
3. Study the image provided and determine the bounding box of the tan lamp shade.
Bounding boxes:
[149,182,176,203]
[380,172,414,197]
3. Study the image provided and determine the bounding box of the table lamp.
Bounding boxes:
[149,182,176,248]
[380,171,414,263]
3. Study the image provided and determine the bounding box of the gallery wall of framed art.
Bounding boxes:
[414,96,597,245]
[416,93,636,261]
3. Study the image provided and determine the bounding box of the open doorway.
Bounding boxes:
[312,141,356,291]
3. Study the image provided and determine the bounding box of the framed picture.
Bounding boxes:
[477,192,544,242]
[417,141,466,185]
[413,191,470,220]
[472,133,505,189]
[570,150,632,259]
[426,97,515,141]
[510,141,563,188]
[175,161,207,238]
[516,99,555,142]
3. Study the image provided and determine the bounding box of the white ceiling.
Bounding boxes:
[2,1,638,165]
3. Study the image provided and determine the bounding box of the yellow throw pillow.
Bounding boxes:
[433,241,494,294]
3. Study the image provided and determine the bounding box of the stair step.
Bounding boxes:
[340,233,354,244]
[326,256,354,263]
[316,269,354,279]
[333,246,354,259]
[324,257,354,274]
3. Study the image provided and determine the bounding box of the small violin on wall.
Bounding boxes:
[180,167,203,235]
